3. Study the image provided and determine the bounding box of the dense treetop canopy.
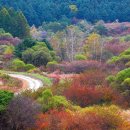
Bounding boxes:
[1,0,130,26]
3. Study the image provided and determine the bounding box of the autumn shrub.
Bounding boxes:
[55,60,103,73]
[74,69,107,87]
[64,83,126,107]
[105,39,129,56]
[5,96,41,130]
[51,80,72,95]
[36,105,124,130]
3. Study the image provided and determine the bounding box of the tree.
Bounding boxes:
[32,49,52,66]
[84,33,105,62]
[15,11,30,38]
[22,48,35,64]
[0,7,30,38]
[15,38,36,58]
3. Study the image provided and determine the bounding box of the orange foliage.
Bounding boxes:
[36,109,125,130]
[64,85,127,107]
[73,69,107,87]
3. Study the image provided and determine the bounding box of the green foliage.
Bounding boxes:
[0,7,30,38]
[38,89,70,112]
[11,59,35,71]
[124,35,130,42]
[116,68,130,84]
[0,90,13,112]
[107,68,130,93]
[74,54,87,60]
[1,0,130,26]
[69,5,78,12]
[15,38,36,58]
[94,24,108,35]
[12,59,25,71]
[32,49,52,66]
[21,41,53,66]
[42,22,67,33]
[47,61,58,67]
[106,75,116,84]
[108,48,130,66]
[25,64,35,71]
[42,39,53,50]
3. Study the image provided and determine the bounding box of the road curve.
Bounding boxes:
[9,74,43,91]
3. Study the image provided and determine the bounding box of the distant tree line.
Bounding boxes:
[0,0,130,26]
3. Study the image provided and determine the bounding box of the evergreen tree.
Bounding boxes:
[0,7,30,39]
[15,11,30,38]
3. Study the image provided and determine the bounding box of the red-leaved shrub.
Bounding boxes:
[64,85,127,107]
[53,60,105,73]
[36,108,124,130]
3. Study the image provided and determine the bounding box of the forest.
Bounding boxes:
[0,0,130,25]
[1,1,130,130]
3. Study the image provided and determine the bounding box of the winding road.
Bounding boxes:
[9,74,43,91]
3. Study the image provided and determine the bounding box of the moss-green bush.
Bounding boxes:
[38,89,70,112]
[74,54,87,60]
[0,90,13,112]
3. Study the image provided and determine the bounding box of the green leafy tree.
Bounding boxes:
[15,38,36,58]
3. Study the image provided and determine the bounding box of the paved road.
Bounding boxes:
[9,74,43,91]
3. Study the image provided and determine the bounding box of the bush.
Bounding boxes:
[38,89,70,112]
[36,105,124,130]
[25,64,35,71]
[55,60,103,73]
[124,35,130,42]
[74,69,107,87]
[12,59,25,71]
[47,61,58,72]
[107,48,130,69]
[74,54,87,60]
[5,96,41,130]
[64,80,126,107]
[0,90,13,112]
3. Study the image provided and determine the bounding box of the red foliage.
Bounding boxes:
[54,60,105,73]
[105,39,129,55]
[64,86,102,107]
[64,84,127,107]
[36,109,122,130]
[74,69,107,87]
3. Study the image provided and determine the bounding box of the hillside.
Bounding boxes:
[1,0,130,25]
[1,1,130,130]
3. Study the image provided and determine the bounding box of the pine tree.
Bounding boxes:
[15,11,30,39]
